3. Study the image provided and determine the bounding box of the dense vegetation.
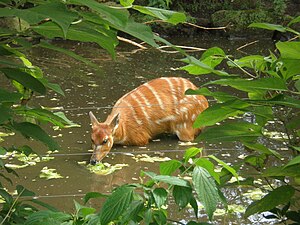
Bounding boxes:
[0,0,300,224]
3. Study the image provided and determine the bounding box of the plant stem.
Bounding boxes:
[0,188,24,225]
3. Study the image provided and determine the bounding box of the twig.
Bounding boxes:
[158,45,206,53]
[117,36,147,49]
[0,188,24,225]
[144,20,229,31]
[237,40,259,51]
[185,22,229,31]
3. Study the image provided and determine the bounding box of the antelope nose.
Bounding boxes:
[90,159,97,165]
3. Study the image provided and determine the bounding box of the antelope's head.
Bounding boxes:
[89,111,119,165]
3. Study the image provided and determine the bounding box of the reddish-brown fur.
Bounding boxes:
[89,77,208,164]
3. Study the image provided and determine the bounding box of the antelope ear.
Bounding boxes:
[89,111,99,127]
[109,113,120,134]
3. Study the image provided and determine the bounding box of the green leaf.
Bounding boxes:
[194,158,220,184]
[121,200,144,223]
[181,56,229,76]
[243,142,281,158]
[144,171,191,187]
[31,199,59,212]
[189,195,199,218]
[229,55,266,70]
[263,165,300,177]
[38,40,98,69]
[0,188,13,205]
[249,23,287,32]
[0,2,78,38]
[100,185,134,224]
[69,0,129,28]
[159,160,182,175]
[192,166,219,220]
[186,87,237,102]
[16,185,35,197]
[276,42,300,79]
[284,155,300,168]
[0,68,46,94]
[288,15,300,26]
[184,147,202,163]
[12,122,59,150]
[25,210,72,225]
[133,6,186,25]
[208,155,239,181]
[244,185,295,218]
[207,77,288,93]
[152,188,168,208]
[120,0,134,7]
[0,88,21,103]
[84,192,107,204]
[276,42,300,60]
[14,108,74,128]
[197,122,262,143]
[193,99,250,128]
[254,94,300,108]
[33,21,118,58]
[172,185,192,209]
[0,105,11,124]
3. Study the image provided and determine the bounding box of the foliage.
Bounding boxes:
[0,0,186,224]
[180,18,300,223]
[1,0,300,224]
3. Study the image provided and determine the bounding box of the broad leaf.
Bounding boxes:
[193,99,250,127]
[120,0,134,7]
[184,147,202,163]
[83,192,107,204]
[186,87,237,102]
[69,0,129,28]
[0,88,21,103]
[245,185,295,217]
[249,23,287,32]
[12,122,59,150]
[100,185,134,224]
[38,40,98,69]
[254,94,300,109]
[243,142,281,158]
[0,68,46,94]
[33,21,118,58]
[173,185,192,209]
[143,171,190,187]
[192,166,219,220]
[0,105,11,124]
[207,77,288,93]
[276,42,300,78]
[208,155,239,181]
[160,160,182,175]
[121,200,144,223]
[133,6,186,25]
[194,158,220,184]
[16,185,35,197]
[14,108,75,128]
[197,122,262,142]
[284,155,300,168]
[0,2,78,38]
[152,188,168,208]
[263,165,300,177]
[25,210,72,225]
[181,56,229,76]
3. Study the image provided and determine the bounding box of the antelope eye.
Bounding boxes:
[102,139,108,144]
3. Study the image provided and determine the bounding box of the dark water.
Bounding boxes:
[1,35,277,224]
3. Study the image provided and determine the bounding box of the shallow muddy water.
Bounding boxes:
[1,34,277,224]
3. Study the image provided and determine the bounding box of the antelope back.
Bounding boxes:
[89,77,208,163]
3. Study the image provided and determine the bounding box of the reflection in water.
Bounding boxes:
[1,35,276,224]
